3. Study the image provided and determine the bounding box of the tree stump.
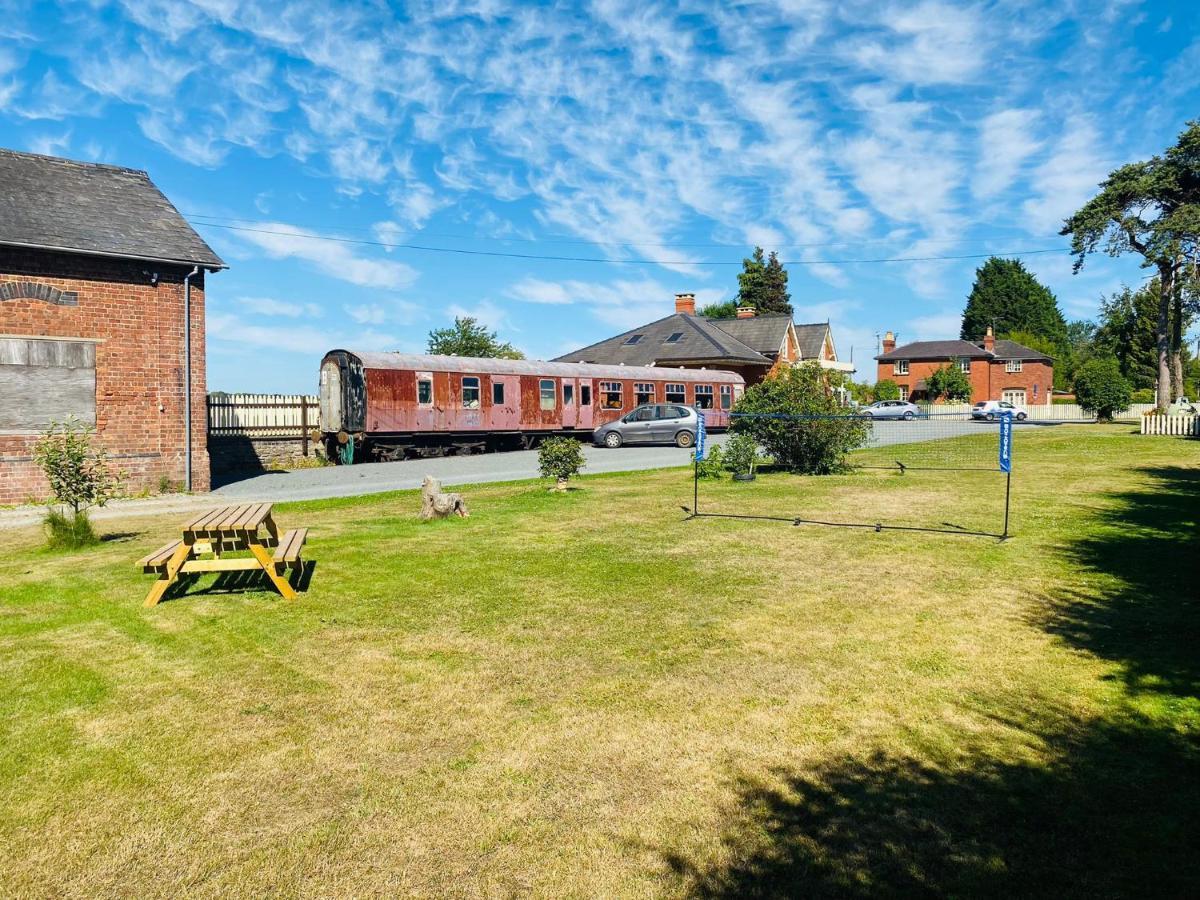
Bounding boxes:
[419,475,470,521]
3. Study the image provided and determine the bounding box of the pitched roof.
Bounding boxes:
[876,338,1053,361]
[706,314,792,355]
[0,148,224,268]
[794,322,831,359]
[553,313,771,367]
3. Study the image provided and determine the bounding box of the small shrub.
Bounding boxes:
[32,418,121,548]
[44,507,99,549]
[157,474,178,494]
[873,379,901,402]
[693,444,725,479]
[538,436,585,490]
[1074,357,1133,421]
[722,433,759,476]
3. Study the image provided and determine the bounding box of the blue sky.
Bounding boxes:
[2,0,1197,392]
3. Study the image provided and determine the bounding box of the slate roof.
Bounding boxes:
[876,338,1053,361]
[705,314,792,355]
[553,313,772,368]
[0,148,224,268]
[794,322,831,360]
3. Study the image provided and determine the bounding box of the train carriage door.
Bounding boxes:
[576,379,593,430]
[319,359,342,433]
[561,377,578,428]
[491,374,520,430]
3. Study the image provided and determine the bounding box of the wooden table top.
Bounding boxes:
[181,503,273,536]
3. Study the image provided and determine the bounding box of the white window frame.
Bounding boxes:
[539,378,556,411]
[599,380,623,409]
[694,384,714,409]
[665,382,686,403]
[958,357,971,373]
[898,386,909,401]
[417,372,434,407]
[893,360,909,375]
[634,382,655,405]
[461,376,480,409]
[719,384,732,410]
[1006,359,1023,373]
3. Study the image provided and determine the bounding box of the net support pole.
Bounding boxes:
[693,453,699,518]
[1002,469,1011,539]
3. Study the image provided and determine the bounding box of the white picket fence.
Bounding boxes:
[207,393,320,437]
[1140,414,1200,437]
[913,402,1159,420]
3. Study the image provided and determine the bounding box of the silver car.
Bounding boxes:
[593,403,698,448]
[861,400,922,420]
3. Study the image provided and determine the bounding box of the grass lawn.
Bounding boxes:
[1,425,1198,897]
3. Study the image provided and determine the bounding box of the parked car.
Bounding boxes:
[860,400,922,420]
[971,400,1028,421]
[593,403,697,448]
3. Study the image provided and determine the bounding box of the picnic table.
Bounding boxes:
[137,503,307,606]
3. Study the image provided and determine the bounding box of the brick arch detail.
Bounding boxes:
[0,280,79,306]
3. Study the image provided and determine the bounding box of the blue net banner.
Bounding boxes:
[695,412,707,460]
[999,411,1012,473]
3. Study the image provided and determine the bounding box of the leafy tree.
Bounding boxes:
[960,257,1068,351]
[873,379,901,401]
[537,436,585,490]
[730,363,868,474]
[735,247,793,315]
[1006,329,1071,392]
[1073,357,1133,421]
[1061,120,1200,408]
[924,364,973,402]
[33,418,122,548]
[427,317,524,358]
[1094,283,1160,390]
[844,379,875,405]
[699,300,738,319]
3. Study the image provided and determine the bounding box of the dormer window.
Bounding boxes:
[893,360,909,375]
[623,334,644,345]
[664,332,684,344]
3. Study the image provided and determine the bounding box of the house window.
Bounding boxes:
[599,381,623,409]
[580,384,591,406]
[623,334,644,345]
[898,386,909,401]
[1006,359,1023,373]
[417,375,433,406]
[694,384,714,409]
[958,357,971,373]
[462,376,480,409]
[563,383,574,406]
[665,383,686,403]
[894,360,909,375]
[492,382,505,405]
[539,378,556,410]
[663,332,684,344]
[635,382,655,405]
[720,384,732,410]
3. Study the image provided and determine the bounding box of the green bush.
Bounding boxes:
[722,433,759,476]
[873,379,901,402]
[538,436,586,489]
[43,507,99,549]
[1074,357,1133,421]
[925,364,973,402]
[693,444,725,479]
[731,363,870,474]
[1130,388,1155,404]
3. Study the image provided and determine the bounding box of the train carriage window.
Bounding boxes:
[665,383,686,404]
[635,382,655,405]
[418,374,433,406]
[599,381,623,409]
[492,382,505,405]
[694,384,714,409]
[563,383,574,406]
[720,384,732,410]
[539,379,556,410]
[580,384,592,406]
[462,376,480,409]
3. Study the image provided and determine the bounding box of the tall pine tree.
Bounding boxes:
[735,247,793,315]
[960,257,1068,350]
[1096,280,1174,391]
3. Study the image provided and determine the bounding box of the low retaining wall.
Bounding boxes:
[208,435,321,474]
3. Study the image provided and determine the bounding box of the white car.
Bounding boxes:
[971,400,1028,421]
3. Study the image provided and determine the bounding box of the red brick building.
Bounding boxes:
[874,327,1053,405]
[0,149,224,504]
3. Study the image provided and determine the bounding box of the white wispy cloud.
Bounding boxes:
[236,222,420,290]
[974,109,1043,200]
[1022,117,1109,236]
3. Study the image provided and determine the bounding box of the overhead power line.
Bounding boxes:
[189,219,1070,267]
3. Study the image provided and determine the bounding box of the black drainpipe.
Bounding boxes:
[183,266,200,491]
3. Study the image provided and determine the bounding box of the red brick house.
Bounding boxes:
[0,149,224,504]
[874,327,1053,405]
[555,293,855,386]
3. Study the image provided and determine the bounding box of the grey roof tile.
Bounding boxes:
[707,314,792,354]
[553,313,771,367]
[876,338,1053,361]
[793,323,830,359]
[0,148,224,268]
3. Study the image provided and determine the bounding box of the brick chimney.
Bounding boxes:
[881,330,896,354]
[984,325,995,353]
[674,292,696,315]
[736,306,756,319]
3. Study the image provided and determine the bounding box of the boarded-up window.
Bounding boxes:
[0,337,96,434]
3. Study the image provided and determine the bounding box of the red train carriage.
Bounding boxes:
[319,350,745,462]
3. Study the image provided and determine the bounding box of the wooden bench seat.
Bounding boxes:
[272,528,308,569]
[138,540,183,573]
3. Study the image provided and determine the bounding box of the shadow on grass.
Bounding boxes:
[1042,465,1200,698]
[665,464,1200,897]
[665,713,1199,898]
[161,560,316,602]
